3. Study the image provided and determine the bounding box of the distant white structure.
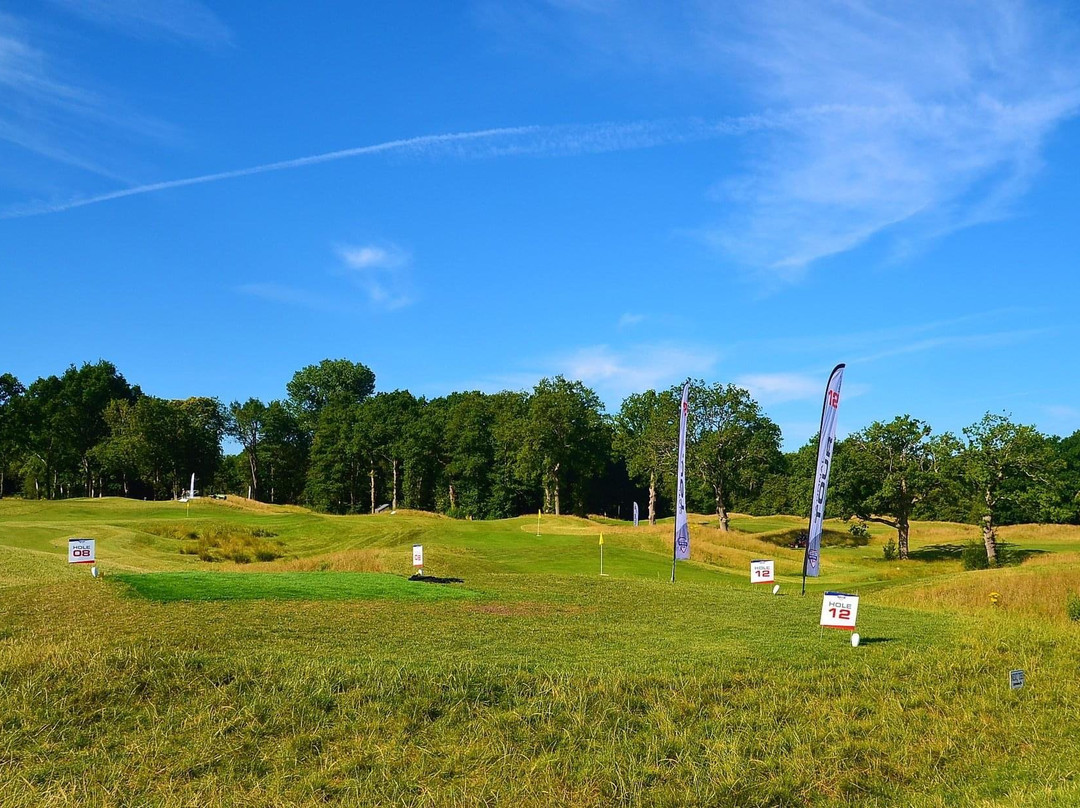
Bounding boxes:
[190,472,196,498]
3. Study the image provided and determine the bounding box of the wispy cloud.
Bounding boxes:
[0,12,174,185]
[337,243,413,310]
[237,283,353,314]
[556,343,718,402]
[617,312,645,328]
[438,341,719,408]
[735,372,824,405]
[238,243,418,313]
[709,0,1080,273]
[494,0,1080,274]
[4,115,779,218]
[46,0,231,47]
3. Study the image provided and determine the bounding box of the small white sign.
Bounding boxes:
[412,544,423,568]
[1009,670,1025,690]
[820,591,859,630]
[68,538,96,565]
[750,559,775,584]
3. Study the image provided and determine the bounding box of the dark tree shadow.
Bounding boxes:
[857,637,894,645]
[908,541,1047,565]
[908,543,965,561]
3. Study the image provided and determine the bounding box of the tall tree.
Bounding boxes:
[961,413,1062,565]
[305,401,363,513]
[0,374,25,498]
[520,377,606,516]
[261,401,308,504]
[228,399,267,499]
[687,381,782,531]
[286,359,376,433]
[364,390,420,512]
[613,389,678,525]
[832,416,945,559]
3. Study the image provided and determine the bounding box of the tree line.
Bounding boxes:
[1,359,1078,564]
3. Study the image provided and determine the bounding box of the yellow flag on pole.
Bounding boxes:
[599,533,604,545]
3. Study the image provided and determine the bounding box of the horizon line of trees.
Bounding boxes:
[2,359,1078,565]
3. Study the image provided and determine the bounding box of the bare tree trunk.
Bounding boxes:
[715,488,730,532]
[553,462,561,517]
[449,482,457,511]
[392,458,398,511]
[982,515,998,566]
[648,470,657,526]
[370,466,376,514]
[543,482,552,514]
[898,517,910,560]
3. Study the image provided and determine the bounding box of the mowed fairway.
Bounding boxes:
[2,499,1080,806]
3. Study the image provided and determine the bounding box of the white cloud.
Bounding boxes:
[735,372,823,405]
[491,0,1080,274]
[617,312,645,328]
[337,244,410,271]
[556,343,718,402]
[335,243,413,310]
[0,12,174,185]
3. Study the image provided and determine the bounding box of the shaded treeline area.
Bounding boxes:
[1,361,1078,556]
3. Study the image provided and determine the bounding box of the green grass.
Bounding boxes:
[112,571,478,602]
[2,497,1080,806]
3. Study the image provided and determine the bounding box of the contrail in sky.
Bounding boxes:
[2,116,772,219]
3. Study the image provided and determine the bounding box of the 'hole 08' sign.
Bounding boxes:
[820,591,859,630]
[68,538,96,564]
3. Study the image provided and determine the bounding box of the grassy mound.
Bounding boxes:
[140,520,285,563]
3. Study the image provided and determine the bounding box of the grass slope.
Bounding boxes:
[1,498,1080,806]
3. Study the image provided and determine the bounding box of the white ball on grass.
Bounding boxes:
[851,632,861,647]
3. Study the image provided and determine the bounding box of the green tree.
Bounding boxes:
[520,377,606,516]
[613,389,678,525]
[286,359,376,433]
[686,381,782,531]
[305,401,363,513]
[228,399,267,499]
[832,416,945,559]
[0,374,25,498]
[261,401,308,504]
[961,413,1062,565]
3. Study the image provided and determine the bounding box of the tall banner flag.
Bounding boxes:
[672,381,691,581]
[633,501,639,528]
[802,364,846,594]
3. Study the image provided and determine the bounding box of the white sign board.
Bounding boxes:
[68,538,96,564]
[1009,670,1025,690]
[412,544,423,568]
[820,591,859,630]
[750,559,775,584]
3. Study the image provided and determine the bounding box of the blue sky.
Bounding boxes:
[2,0,1080,449]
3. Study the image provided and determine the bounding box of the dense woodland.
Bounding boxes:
[1,359,1078,563]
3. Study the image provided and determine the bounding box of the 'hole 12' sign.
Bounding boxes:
[412,544,423,575]
[820,591,859,630]
[68,538,96,565]
[750,559,774,584]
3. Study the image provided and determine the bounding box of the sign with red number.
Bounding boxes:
[820,591,859,630]
[750,559,774,583]
[68,538,96,564]
[412,544,423,568]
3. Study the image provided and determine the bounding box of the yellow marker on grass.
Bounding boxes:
[599,532,605,576]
